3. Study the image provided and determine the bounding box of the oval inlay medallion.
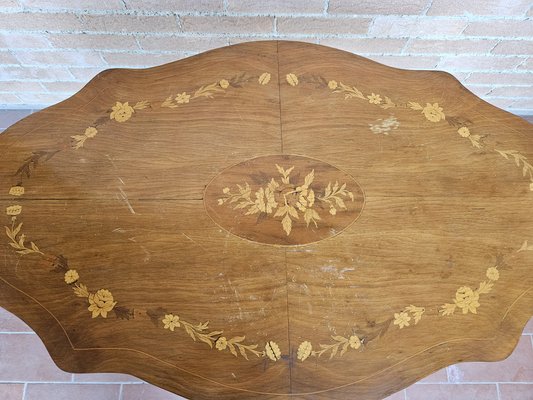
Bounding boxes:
[204,155,365,245]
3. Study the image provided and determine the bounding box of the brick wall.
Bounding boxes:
[0,0,531,113]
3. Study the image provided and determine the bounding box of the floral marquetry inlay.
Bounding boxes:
[205,155,365,246]
[1,39,533,400]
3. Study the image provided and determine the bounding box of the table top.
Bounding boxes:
[0,41,532,400]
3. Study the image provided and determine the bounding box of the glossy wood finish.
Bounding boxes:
[0,41,532,400]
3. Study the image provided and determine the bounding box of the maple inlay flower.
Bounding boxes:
[215,337,228,351]
[9,186,24,196]
[64,269,79,284]
[110,101,134,122]
[88,289,117,318]
[349,335,361,349]
[486,267,499,281]
[367,93,382,104]
[458,127,470,137]
[6,205,22,216]
[175,92,191,104]
[393,311,411,329]
[297,341,312,361]
[162,314,180,331]
[219,79,229,89]
[454,286,480,314]
[84,127,98,138]
[328,80,338,90]
[422,102,445,122]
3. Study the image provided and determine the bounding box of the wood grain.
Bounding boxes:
[0,40,532,399]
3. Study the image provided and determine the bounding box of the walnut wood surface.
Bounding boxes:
[0,41,532,400]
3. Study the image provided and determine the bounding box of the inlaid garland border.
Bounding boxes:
[3,69,532,365]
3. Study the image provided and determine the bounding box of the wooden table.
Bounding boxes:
[0,41,532,400]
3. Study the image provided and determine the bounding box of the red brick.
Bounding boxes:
[180,16,274,34]
[68,67,106,81]
[510,98,533,110]
[0,82,44,93]
[228,0,324,13]
[48,33,140,51]
[136,35,228,52]
[0,334,71,381]
[40,81,85,93]
[437,55,524,71]
[102,52,188,67]
[0,307,33,331]
[517,58,532,70]
[319,38,408,54]
[499,383,533,400]
[488,86,533,97]
[369,16,467,37]
[0,384,24,400]
[328,0,428,15]
[77,14,179,33]
[14,50,104,67]
[483,97,519,109]
[0,0,20,7]
[0,11,82,31]
[228,36,318,46]
[122,383,186,399]
[18,0,125,10]
[277,17,371,35]
[428,0,531,16]
[464,85,492,97]
[406,39,498,55]
[464,20,533,38]
[0,66,73,81]
[0,94,23,105]
[0,51,17,65]
[452,336,533,382]
[25,384,120,400]
[492,41,533,55]
[466,72,533,86]
[0,33,51,49]
[367,55,439,69]
[16,92,70,105]
[406,384,498,400]
[73,373,141,383]
[125,0,223,12]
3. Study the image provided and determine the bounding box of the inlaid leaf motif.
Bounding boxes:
[518,240,533,252]
[496,149,533,190]
[258,72,271,85]
[286,73,299,86]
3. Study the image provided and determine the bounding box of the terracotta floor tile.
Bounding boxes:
[450,336,533,382]
[0,334,71,382]
[73,373,141,383]
[0,307,32,332]
[406,383,498,400]
[0,384,24,400]
[0,109,33,129]
[499,383,533,400]
[121,383,187,400]
[25,383,120,400]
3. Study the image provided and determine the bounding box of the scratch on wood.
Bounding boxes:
[118,187,136,214]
